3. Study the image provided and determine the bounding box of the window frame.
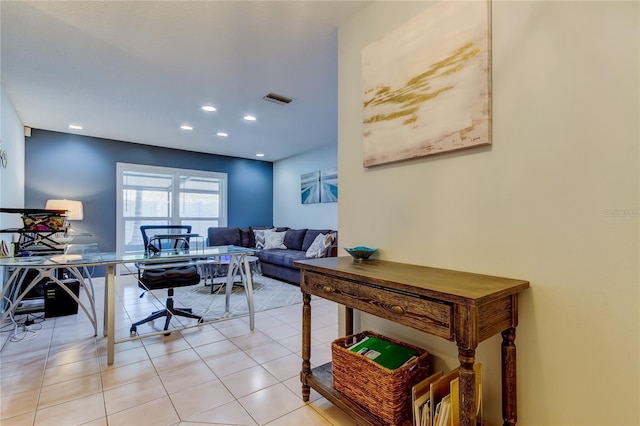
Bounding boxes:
[116,162,227,270]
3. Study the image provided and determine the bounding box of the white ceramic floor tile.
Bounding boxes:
[262,353,302,381]
[243,341,293,364]
[103,375,167,415]
[0,368,45,396]
[45,339,97,367]
[159,361,218,394]
[33,392,105,426]
[169,379,235,419]
[107,395,179,426]
[231,331,275,350]
[265,404,334,425]
[99,345,150,369]
[260,323,301,341]
[206,350,258,377]
[0,411,36,426]
[42,357,100,387]
[185,400,258,425]
[309,397,359,426]
[238,382,305,425]
[180,324,227,347]
[38,372,102,409]
[100,359,158,390]
[220,365,280,399]
[193,339,241,360]
[149,348,202,373]
[281,376,323,402]
[143,336,191,358]
[0,389,40,420]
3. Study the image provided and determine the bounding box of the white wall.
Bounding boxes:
[273,145,338,229]
[0,85,25,230]
[339,2,638,425]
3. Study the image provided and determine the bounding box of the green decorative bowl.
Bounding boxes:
[344,246,378,260]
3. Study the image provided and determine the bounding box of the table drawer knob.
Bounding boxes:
[322,285,334,293]
[390,305,405,315]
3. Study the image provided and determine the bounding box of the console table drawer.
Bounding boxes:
[301,272,360,307]
[358,285,453,340]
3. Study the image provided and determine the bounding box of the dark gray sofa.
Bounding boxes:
[207,226,337,285]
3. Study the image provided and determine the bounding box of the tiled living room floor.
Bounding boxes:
[0,275,357,426]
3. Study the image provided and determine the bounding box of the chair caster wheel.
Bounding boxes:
[163,332,171,336]
[130,326,137,336]
[198,318,204,324]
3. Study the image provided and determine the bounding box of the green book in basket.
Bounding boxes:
[349,336,418,370]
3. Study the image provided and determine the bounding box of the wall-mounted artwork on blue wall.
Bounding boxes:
[320,168,338,203]
[301,171,320,204]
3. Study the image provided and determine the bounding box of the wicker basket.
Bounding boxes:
[332,331,430,425]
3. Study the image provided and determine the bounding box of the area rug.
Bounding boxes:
[173,275,302,322]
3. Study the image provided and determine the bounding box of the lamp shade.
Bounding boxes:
[45,199,84,220]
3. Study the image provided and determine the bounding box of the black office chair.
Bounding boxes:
[130,225,202,335]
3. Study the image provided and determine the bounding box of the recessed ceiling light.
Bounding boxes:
[217,132,228,137]
[256,153,265,157]
[202,105,217,112]
[180,124,193,131]
[243,115,257,121]
[68,124,83,130]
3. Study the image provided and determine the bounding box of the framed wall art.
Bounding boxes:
[362,0,491,167]
[301,171,320,204]
[301,168,338,204]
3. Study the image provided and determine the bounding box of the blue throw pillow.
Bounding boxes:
[284,229,307,251]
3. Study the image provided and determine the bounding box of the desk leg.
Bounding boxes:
[242,255,255,331]
[225,259,235,314]
[502,327,518,426]
[301,292,311,402]
[106,264,116,366]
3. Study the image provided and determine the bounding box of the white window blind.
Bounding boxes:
[116,163,227,258]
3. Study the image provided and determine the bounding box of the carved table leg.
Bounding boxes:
[502,327,518,426]
[458,348,477,426]
[301,292,312,402]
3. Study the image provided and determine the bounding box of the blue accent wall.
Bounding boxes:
[24,129,273,266]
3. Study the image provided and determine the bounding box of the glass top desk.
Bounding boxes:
[0,245,255,365]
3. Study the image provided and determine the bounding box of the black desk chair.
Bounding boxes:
[130,225,202,335]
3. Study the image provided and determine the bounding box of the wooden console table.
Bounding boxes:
[295,257,529,426]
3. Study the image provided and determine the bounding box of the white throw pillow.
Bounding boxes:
[263,230,287,250]
[253,228,275,249]
[305,233,334,258]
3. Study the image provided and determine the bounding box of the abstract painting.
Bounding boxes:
[362,0,491,167]
[301,171,320,204]
[320,168,338,203]
[301,169,338,204]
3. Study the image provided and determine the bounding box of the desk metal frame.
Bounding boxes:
[0,246,255,365]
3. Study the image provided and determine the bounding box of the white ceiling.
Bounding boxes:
[1,1,369,162]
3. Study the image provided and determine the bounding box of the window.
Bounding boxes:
[116,163,227,257]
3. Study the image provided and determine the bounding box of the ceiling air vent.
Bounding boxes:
[263,92,293,105]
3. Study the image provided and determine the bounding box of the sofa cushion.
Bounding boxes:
[263,230,287,250]
[305,233,335,258]
[284,229,307,251]
[302,229,333,251]
[253,227,276,249]
[256,249,307,268]
[208,227,241,246]
[249,226,272,248]
[239,228,252,247]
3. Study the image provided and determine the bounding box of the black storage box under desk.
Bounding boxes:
[44,279,80,318]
